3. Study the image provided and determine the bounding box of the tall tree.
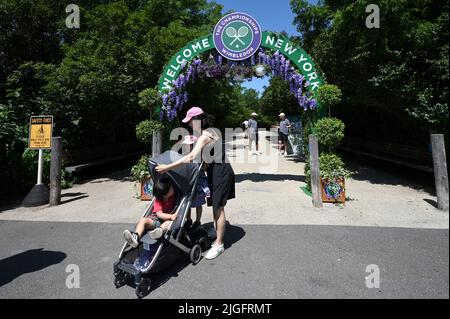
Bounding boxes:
[290,0,449,145]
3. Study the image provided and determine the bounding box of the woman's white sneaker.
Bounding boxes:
[205,242,224,260]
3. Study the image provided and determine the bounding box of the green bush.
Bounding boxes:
[304,153,353,191]
[315,117,345,153]
[135,120,164,144]
[138,88,161,114]
[317,84,342,116]
[131,154,150,182]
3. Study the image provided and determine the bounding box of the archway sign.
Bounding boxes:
[157,12,324,120]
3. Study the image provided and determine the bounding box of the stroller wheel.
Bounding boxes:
[190,244,202,265]
[198,236,208,250]
[136,278,152,299]
[114,272,127,288]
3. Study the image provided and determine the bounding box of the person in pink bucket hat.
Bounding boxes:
[156,106,235,260]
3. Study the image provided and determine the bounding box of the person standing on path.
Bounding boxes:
[155,107,235,260]
[276,112,292,156]
[247,112,261,155]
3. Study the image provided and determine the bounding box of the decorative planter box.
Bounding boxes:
[321,177,346,203]
[140,176,153,201]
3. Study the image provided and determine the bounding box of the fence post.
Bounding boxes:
[309,134,323,208]
[431,134,449,211]
[49,137,63,206]
[152,130,162,158]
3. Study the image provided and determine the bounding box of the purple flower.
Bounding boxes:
[175,95,180,110]
[179,75,185,89]
[309,98,317,110]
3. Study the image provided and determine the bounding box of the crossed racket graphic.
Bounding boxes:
[225,25,249,48]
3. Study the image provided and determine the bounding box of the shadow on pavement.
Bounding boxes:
[149,222,245,295]
[423,198,438,209]
[236,173,305,183]
[341,152,435,194]
[0,248,67,287]
[60,194,89,205]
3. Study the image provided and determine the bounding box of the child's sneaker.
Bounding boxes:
[205,242,224,260]
[123,230,139,248]
[149,227,164,239]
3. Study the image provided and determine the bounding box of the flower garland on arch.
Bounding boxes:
[159,48,318,121]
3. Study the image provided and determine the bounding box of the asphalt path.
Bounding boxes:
[0,220,448,299]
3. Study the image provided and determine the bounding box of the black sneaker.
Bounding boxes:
[123,230,139,248]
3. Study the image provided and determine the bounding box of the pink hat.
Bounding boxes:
[182,135,198,145]
[182,107,204,123]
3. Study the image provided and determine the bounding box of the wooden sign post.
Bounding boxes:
[431,134,449,211]
[309,134,323,208]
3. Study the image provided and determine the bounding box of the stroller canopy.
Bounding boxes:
[148,150,199,196]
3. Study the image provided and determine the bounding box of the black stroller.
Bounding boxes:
[113,150,212,298]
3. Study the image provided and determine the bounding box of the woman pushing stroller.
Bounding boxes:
[156,106,235,260]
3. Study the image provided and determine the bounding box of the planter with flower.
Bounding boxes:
[318,153,353,203]
[131,154,153,200]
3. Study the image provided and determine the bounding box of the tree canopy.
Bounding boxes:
[290,0,449,145]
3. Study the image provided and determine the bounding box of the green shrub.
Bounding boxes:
[135,120,164,144]
[317,84,342,116]
[138,88,161,113]
[315,117,345,153]
[304,153,353,191]
[131,155,150,182]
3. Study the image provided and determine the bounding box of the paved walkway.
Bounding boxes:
[0,131,448,299]
[1,131,448,229]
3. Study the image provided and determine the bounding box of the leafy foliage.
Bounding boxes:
[131,154,150,182]
[304,153,353,190]
[291,0,449,145]
[0,0,224,200]
[315,117,345,153]
[136,120,165,144]
[317,84,342,116]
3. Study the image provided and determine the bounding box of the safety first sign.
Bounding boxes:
[28,116,53,149]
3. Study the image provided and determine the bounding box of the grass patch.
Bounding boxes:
[300,185,312,197]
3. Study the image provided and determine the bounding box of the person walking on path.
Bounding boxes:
[247,112,261,155]
[275,112,292,156]
[156,107,235,260]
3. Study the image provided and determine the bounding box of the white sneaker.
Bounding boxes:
[149,227,164,239]
[205,242,224,260]
[123,230,139,248]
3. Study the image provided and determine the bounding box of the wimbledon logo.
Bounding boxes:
[213,12,262,61]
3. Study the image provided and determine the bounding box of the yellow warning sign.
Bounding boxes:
[29,116,53,149]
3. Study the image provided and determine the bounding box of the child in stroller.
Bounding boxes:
[123,176,178,247]
[113,150,212,298]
